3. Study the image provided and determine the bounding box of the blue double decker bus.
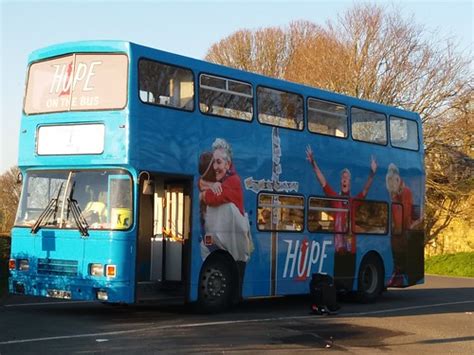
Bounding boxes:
[9,41,425,311]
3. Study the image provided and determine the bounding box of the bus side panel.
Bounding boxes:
[276,233,334,295]
[241,231,273,297]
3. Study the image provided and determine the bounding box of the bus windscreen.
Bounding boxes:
[24,53,128,114]
[15,169,133,231]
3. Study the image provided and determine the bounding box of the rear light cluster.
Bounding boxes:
[89,263,117,278]
[9,259,29,271]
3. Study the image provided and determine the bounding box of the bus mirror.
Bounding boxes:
[142,179,154,195]
[139,171,154,195]
[17,172,23,184]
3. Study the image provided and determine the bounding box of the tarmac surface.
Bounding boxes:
[0,275,473,354]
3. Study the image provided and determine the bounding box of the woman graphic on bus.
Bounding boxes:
[386,163,423,286]
[198,138,253,290]
[306,145,377,290]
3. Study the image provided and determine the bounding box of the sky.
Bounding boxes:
[0,0,472,174]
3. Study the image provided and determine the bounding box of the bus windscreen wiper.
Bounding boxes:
[31,182,64,234]
[66,182,89,237]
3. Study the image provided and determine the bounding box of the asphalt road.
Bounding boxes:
[0,275,473,354]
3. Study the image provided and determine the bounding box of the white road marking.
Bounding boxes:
[0,300,473,345]
[342,300,474,317]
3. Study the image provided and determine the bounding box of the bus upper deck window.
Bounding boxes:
[257,87,304,130]
[199,74,253,121]
[139,59,194,111]
[390,116,419,151]
[308,98,347,138]
[351,107,387,145]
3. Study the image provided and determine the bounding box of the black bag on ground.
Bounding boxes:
[309,273,340,314]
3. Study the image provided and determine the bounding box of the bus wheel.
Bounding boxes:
[357,254,384,303]
[198,256,233,313]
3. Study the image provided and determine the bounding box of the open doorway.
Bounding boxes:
[136,173,192,302]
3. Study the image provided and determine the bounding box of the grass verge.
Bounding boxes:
[425,252,474,278]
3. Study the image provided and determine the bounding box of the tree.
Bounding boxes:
[205,4,473,244]
[0,166,21,235]
[205,27,294,78]
[424,97,474,242]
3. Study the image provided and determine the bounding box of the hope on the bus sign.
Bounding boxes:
[24,53,128,114]
[50,61,101,94]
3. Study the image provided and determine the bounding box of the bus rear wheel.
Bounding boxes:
[357,254,384,303]
[198,256,233,313]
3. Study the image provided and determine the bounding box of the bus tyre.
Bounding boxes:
[198,256,233,313]
[357,254,384,303]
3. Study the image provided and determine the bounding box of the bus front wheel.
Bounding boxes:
[198,255,233,313]
[357,254,384,303]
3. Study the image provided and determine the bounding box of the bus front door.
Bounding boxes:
[157,184,191,282]
[137,176,191,302]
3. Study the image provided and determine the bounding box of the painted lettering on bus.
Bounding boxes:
[45,96,100,109]
[282,238,331,280]
[49,61,102,94]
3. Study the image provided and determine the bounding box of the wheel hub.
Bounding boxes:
[204,268,227,299]
[362,264,377,293]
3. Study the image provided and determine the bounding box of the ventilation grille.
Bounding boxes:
[38,258,78,276]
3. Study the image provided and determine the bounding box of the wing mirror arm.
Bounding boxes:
[138,171,154,195]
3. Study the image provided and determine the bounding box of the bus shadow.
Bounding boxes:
[229,285,474,318]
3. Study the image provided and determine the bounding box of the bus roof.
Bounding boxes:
[28,40,420,121]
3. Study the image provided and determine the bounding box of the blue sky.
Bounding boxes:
[1,0,472,173]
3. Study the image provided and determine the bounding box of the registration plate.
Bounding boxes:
[47,289,72,299]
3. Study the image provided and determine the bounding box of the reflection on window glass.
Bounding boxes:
[257,87,303,130]
[258,193,304,231]
[354,200,388,234]
[308,197,349,233]
[308,99,347,138]
[390,116,419,150]
[24,54,128,114]
[199,74,253,121]
[201,75,226,90]
[351,107,387,144]
[139,59,194,111]
[26,176,65,209]
[15,170,133,231]
[228,81,252,95]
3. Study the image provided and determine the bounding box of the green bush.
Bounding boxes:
[425,252,474,278]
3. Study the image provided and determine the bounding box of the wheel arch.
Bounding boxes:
[359,250,385,281]
[356,250,385,303]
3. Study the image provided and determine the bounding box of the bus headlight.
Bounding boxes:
[97,290,108,301]
[18,259,30,271]
[89,263,104,277]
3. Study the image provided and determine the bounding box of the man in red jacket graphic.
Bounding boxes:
[306,145,377,291]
